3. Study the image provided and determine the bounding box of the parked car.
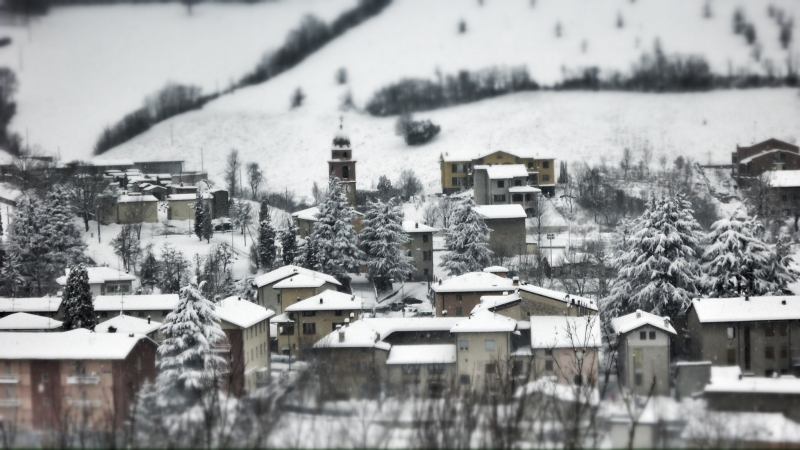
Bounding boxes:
[213,218,233,231]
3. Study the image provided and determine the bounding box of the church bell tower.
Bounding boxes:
[328,118,357,206]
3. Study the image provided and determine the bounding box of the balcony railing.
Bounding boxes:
[0,399,21,407]
[67,375,101,385]
[0,375,19,384]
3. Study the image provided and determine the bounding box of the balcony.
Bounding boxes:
[67,375,101,385]
[0,399,21,408]
[0,375,19,384]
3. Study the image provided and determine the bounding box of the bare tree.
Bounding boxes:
[224,149,241,200]
[247,162,264,199]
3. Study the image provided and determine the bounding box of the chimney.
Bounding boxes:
[147,315,151,324]
[745,295,750,301]
[344,317,350,324]
[338,329,345,343]
[415,222,419,229]
[502,291,508,296]
[128,333,134,338]
[512,276,519,286]
[438,279,442,285]
[636,309,642,318]
[351,295,355,301]
[782,299,787,305]
[319,297,323,304]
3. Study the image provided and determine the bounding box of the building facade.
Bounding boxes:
[402,221,436,281]
[473,204,527,258]
[611,310,676,396]
[440,150,556,195]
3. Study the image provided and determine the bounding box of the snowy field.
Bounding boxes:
[0,0,356,161]
[102,88,800,197]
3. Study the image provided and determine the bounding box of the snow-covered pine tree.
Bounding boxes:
[61,264,97,330]
[140,245,159,292]
[700,213,774,297]
[194,194,204,241]
[604,195,702,322]
[43,185,86,266]
[764,234,799,294]
[257,200,276,269]
[441,198,492,276]
[155,283,227,426]
[281,220,298,266]
[359,198,413,290]
[201,201,213,243]
[310,178,362,280]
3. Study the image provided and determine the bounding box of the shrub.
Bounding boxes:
[396,114,441,146]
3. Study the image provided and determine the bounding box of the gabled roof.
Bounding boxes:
[56,267,137,286]
[691,295,800,323]
[97,314,160,335]
[291,206,320,222]
[0,329,152,360]
[93,294,179,312]
[274,274,330,289]
[611,310,676,336]
[450,310,518,333]
[0,297,62,314]
[473,204,527,220]
[253,265,341,288]
[738,149,800,165]
[402,221,438,233]
[529,316,602,349]
[517,284,598,311]
[386,344,457,365]
[431,272,514,293]
[215,296,275,329]
[472,292,521,314]
[0,312,62,330]
[118,194,158,203]
[705,365,800,395]
[284,290,363,312]
[474,164,529,179]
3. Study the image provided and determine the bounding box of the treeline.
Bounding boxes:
[365,65,538,116]
[0,67,22,156]
[93,0,391,155]
[94,83,211,154]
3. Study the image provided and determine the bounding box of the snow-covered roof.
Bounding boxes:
[56,267,137,286]
[97,314,160,335]
[473,292,521,313]
[215,296,275,328]
[767,170,800,188]
[284,290,363,312]
[517,283,598,311]
[0,329,151,360]
[451,310,518,333]
[402,221,438,233]
[473,204,527,220]
[705,365,800,395]
[529,316,602,349]
[386,344,457,365]
[611,309,676,336]
[691,295,800,323]
[682,411,800,445]
[291,206,320,222]
[0,312,62,330]
[0,297,62,313]
[483,265,509,273]
[167,193,212,201]
[432,272,514,293]
[739,149,799,165]
[508,185,541,193]
[91,158,134,167]
[314,317,463,350]
[253,265,341,288]
[93,294,179,312]
[274,274,330,289]
[118,194,158,203]
[475,164,529,179]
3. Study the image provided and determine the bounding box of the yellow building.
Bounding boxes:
[440,150,556,195]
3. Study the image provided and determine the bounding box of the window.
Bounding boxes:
[401,365,420,376]
[497,180,505,188]
[302,311,316,317]
[545,359,553,371]
[648,331,656,340]
[634,372,643,386]
[543,174,550,182]
[342,165,350,180]
[514,179,522,186]
[459,375,470,385]
[452,164,458,173]
[765,346,775,359]
[512,194,523,202]
[779,325,788,337]
[726,348,736,364]
[727,326,736,339]
[542,161,550,169]
[456,307,463,316]
[525,194,531,201]
[781,346,788,359]
[458,339,469,351]
[428,364,446,376]
[485,363,497,375]
[639,331,647,340]
[493,194,506,202]
[423,251,432,261]
[765,325,775,337]
[456,294,463,301]
[422,234,429,243]
[280,325,294,336]
[451,177,460,186]
[485,339,496,352]
[335,310,343,316]
[527,162,534,168]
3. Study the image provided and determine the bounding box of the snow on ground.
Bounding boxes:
[0,0,356,160]
[103,87,800,198]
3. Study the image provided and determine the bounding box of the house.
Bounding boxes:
[253,265,341,312]
[280,290,363,357]
[0,329,156,432]
[56,267,137,296]
[328,125,358,206]
[732,138,800,177]
[473,164,541,215]
[96,314,161,339]
[215,296,275,393]
[402,221,437,281]
[115,193,159,224]
[167,192,213,220]
[0,312,62,331]
[439,149,556,195]
[703,365,800,422]
[516,283,598,317]
[766,169,800,217]
[431,271,516,316]
[291,205,364,239]
[611,310,677,396]
[528,315,601,385]
[473,204,527,258]
[385,344,457,396]
[91,294,179,323]
[210,188,229,218]
[687,295,800,377]
[451,310,519,389]
[141,184,168,201]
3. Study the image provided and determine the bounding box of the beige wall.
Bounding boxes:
[484,217,526,258]
[279,310,360,358]
[455,331,510,389]
[404,232,434,281]
[168,198,212,221]
[531,347,599,385]
[386,363,456,396]
[313,347,389,399]
[116,201,158,224]
[237,318,271,392]
[618,327,671,396]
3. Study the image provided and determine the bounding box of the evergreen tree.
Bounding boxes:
[140,245,159,292]
[700,214,774,297]
[310,178,362,280]
[280,220,298,266]
[360,198,413,290]
[256,200,276,269]
[158,243,189,294]
[194,194,205,241]
[61,264,96,330]
[765,234,798,294]
[155,283,227,425]
[604,195,702,322]
[201,201,213,243]
[441,198,492,276]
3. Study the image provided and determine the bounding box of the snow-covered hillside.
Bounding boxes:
[0,0,356,160]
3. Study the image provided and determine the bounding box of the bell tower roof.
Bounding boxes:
[332,116,351,149]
